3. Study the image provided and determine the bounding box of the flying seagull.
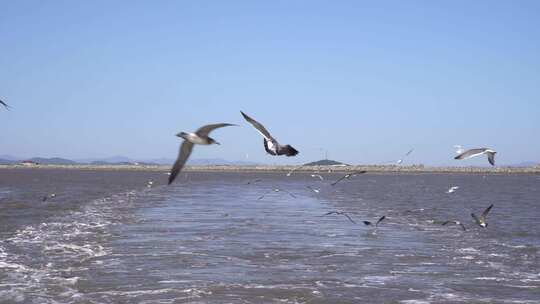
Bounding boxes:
[311,174,324,181]
[168,123,236,184]
[258,188,296,200]
[363,215,386,227]
[442,220,467,231]
[286,164,305,176]
[471,204,494,228]
[396,148,414,165]
[240,111,299,157]
[246,178,263,185]
[306,186,320,193]
[455,148,496,166]
[330,171,367,186]
[447,186,459,193]
[321,211,357,224]
[42,193,56,202]
[0,99,10,110]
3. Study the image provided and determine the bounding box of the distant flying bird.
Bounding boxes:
[396,149,414,165]
[311,174,324,181]
[471,204,494,228]
[454,145,465,154]
[362,215,386,227]
[455,148,496,166]
[147,180,154,188]
[306,186,320,193]
[258,188,296,200]
[286,164,304,176]
[330,171,367,186]
[42,193,56,202]
[246,178,262,185]
[240,111,299,157]
[0,99,10,110]
[321,211,357,224]
[442,220,467,231]
[168,123,236,184]
[447,186,459,193]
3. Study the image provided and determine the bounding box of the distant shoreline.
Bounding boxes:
[1,164,539,174]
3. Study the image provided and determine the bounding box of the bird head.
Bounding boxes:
[176,132,188,139]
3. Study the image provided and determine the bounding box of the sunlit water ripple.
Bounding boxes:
[1,169,539,303]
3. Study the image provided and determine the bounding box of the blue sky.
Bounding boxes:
[1,1,539,166]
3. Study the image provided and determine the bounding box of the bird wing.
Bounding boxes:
[471,213,481,225]
[375,215,386,226]
[487,152,496,166]
[342,213,357,224]
[168,141,194,185]
[240,111,275,141]
[481,204,494,219]
[353,170,368,175]
[331,175,347,186]
[195,123,236,137]
[0,99,10,110]
[454,148,488,160]
[405,149,414,156]
[441,221,451,226]
[286,164,304,176]
[321,211,337,216]
[283,189,297,198]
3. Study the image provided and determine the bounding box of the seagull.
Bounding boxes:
[246,178,262,185]
[0,99,9,110]
[396,149,414,165]
[442,220,467,231]
[168,123,236,184]
[311,174,324,181]
[321,211,356,224]
[455,148,496,166]
[471,204,494,228]
[42,193,56,202]
[258,188,296,200]
[447,186,459,193]
[362,215,386,227]
[286,164,304,176]
[306,186,320,193]
[454,145,465,154]
[147,180,154,188]
[330,171,367,186]
[240,111,299,157]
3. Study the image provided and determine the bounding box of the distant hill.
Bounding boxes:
[507,161,539,168]
[0,155,258,166]
[28,157,78,165]
[0,155,19,161]
[303,159,349,166]
[187,158,259,166]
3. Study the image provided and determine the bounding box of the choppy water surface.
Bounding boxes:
[0,169,539,303]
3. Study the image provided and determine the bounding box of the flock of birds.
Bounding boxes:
[1,101,498,230]
[164,109,496,231]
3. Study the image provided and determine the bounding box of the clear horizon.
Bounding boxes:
[1,1,539,166]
